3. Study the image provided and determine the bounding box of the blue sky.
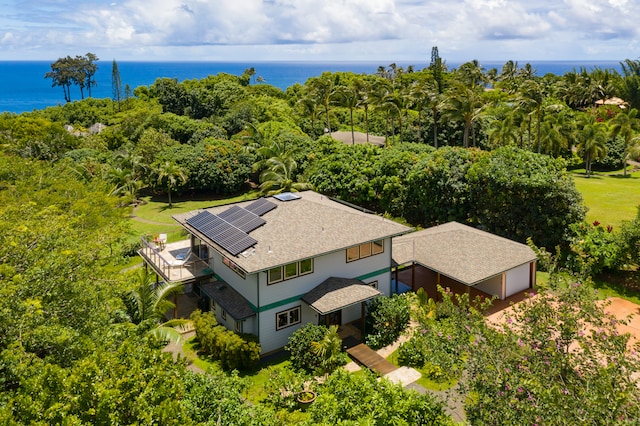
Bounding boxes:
[1,0,638,62]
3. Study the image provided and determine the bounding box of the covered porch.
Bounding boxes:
[302,277,381,343]
[138,235,213,284]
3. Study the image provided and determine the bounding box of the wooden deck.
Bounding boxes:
[346,343,398,375]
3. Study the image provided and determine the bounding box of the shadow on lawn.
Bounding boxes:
[594,269,640,302]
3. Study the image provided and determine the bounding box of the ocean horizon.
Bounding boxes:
[0,60,624,114]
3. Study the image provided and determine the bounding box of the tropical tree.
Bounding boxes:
[105,151,147,203]
[311,325,349,375]
[577,116,608,177]
[307,74,335,133]
[517,79,545,152]
[333,83,360,144]
[609,107,640,176]
[488,112,519,148]
[441,81,483,148]
[154,160,187,207]
[112,59,123,109]
[122,268,187,342]
[258,152,311,195]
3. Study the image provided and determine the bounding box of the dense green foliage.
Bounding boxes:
[365,294,410,349]
[2,54,640,423]
[305,369,452,425]
[463,281,640,424]
[191,310,261,371]
[285,323,329,374]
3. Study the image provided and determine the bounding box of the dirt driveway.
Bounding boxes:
[488,296,640,349]
[608,297,640,347]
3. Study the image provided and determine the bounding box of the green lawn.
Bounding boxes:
[125,191,259,244]
[135,191,260,224]
[571,168,640,228]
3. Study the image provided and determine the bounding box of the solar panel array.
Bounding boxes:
[185,199,276,256]
[245,198,277,216]
[218,205,266,233]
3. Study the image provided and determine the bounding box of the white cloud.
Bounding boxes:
[0,0,638,60]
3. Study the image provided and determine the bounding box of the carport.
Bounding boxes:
[392,222,537,301]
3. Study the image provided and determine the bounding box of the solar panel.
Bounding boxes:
[186,210,258,256]
[186,211,215,229]
[245,198,277,216]
[218,205,266,233]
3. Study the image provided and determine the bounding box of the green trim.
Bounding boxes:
[254,267,391,313]
[356,267,391,281]
[258,294,304,313]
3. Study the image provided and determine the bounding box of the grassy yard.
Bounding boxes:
[125,191,259,244]
[571,168,640,228]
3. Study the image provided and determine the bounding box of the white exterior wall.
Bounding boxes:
[257,238,393,307]
[199,238,394,354]
[258,302,317,353]
[474,275,504,299]
[209,249,259,307]
[505,263,532,297]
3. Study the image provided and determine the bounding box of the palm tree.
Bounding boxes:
[258,153,311,195]
[488,113,519,148]
[155,161,187,208]
[578,116,608,177]
[441,82,484,148]
[123,268,188,342]
[517,79,545,152]
[334,83,360,144]
[307,74,335,133]
[311,325,347,375]
[610,108,640,176]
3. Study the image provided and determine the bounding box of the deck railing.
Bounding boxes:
[139,235,212,282]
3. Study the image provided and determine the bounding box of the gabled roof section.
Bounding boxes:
[302,277,381,315]
[173,191,412,274]
[392,222,538,286]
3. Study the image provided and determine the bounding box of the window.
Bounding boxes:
[284,262,298,280]
[222,256,246,279]
[346,246,360,262]
[235,320,242,333]
[368,280,378,289]
[347,240,385,262]
[221,310,227,321]
[268,267,283,284]
[268,259,314,284]
[276,306,301,330]
[372,239,384,255]
[210,299,216,312]
[299,258,313,276]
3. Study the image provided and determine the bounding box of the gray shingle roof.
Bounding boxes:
[302,277,382,315]
[173,191,412,274]
[392,222,538,285]
[199,281,256,320]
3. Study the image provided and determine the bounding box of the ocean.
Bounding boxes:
[0,60,623,114]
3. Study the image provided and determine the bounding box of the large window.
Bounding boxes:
[276,306,301,330]
[222,256,246,279]
[346,239,384,262]
[268,258,314,285]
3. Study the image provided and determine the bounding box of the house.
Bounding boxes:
[139,191,412,354]
[392,222,537,301]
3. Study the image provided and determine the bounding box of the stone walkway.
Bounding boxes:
[342,324,466,422]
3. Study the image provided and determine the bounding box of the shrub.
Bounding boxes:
[567,221,621,275]
[285,323,327,374]
[364,294,410,349]
[398,318,467,382]
[191,310,261,371]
